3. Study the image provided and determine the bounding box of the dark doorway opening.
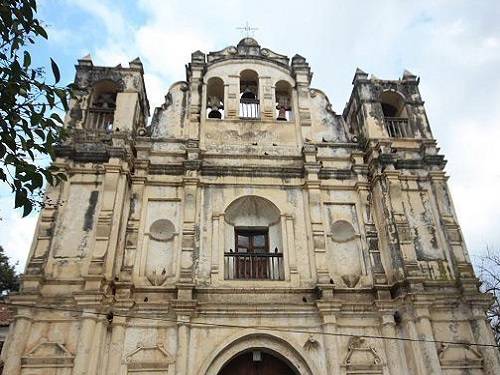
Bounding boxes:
[218,350,297,375]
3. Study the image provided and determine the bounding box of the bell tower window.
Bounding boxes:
[206,77,224,119]
[275,81,292,121]
[380,90,413,138]
[86,80,118,131]
[239,69,260,119]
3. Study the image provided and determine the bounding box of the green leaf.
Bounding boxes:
[23,51,31,68]
[50,58,60,83]
[22,201,33,217]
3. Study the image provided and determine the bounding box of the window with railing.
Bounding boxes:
[384,117,413,138]
[240,69,260,119]
[224,229,284,280]
[86,80,118,131]
[380,90,414,138]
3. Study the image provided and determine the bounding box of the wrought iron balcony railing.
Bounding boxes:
[224,250,284,280]
[239,98,260,119]
[86,108,115,131]
[384,117,414,138]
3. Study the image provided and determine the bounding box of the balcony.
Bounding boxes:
[239,98,260,119]
[384,117,414,138]
[86,108,114,131]
[224,250,284,280]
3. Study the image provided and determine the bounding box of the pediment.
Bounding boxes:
[343,337,383,374]
[438,343,483,369]
[22,339,74,367]
[126,344,175,371]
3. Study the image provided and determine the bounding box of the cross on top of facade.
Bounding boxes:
[237,22,258,38]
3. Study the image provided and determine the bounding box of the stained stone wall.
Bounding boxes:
[1,38,499,375]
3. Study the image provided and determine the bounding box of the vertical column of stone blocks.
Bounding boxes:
[105,315,127,375]
[179,140,200,286]
[291,55,312,127]
[187,51,205,138]
[259,75,274,120]
[379,311,405,374]
[317,302,342,375]
[303,144,329,284]
[3,308,33,374]
[226,74,239,119]
[23,180,64,290]
[414,305,443,374]
[86,160,128,288]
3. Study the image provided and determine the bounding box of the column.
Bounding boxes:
[403,317,427,375]
[317,305,341,375]
[87,317,106,375]
[414,307,442,375]
[176,315,191,375]
[470,306,500,374]
[285,215,299,284]
[3,309,32,375]
[105,315,127,375]
[380,314,405,374]
[73,312,98,375]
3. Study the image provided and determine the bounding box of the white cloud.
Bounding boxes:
[4,0,500,271]
[0,193,37,272]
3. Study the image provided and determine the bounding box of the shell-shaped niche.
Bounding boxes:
[329,220,362,288]
[146,219,176,286]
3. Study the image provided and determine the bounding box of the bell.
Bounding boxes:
[276,104,288,121]
[241,87,256,100]
[208,109,222,119]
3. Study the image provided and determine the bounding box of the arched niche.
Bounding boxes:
[86,79,119,130]
[275,80,292,121]
[379,90,414,138]
[206,77,224,119]
[223,196,283,280]
[198,332,316,375]
[239,69,260,119]
[379,90,407,118]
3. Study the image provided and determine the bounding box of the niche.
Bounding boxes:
[206,77,224,119]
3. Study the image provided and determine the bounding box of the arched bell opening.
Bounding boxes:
[239,69,259,119]
[218,349,298,375]
[379,90,413,138]
[206,77,224,119]
[275,80,292,121]
[87,80,119,131]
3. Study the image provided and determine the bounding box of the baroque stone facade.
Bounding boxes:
[1,38,499,374]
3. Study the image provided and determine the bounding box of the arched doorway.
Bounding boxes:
[218,349,297,375]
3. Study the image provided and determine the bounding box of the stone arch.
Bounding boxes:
[206,77,225,119]
[224,195,281,226]
[379,90,407,118]
[275,80,293,121]
[198,331,317,375]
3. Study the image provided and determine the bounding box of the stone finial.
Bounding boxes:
[352,67,368,84]
[129,57,143,72]
[292,54,312,84]
[77,53,93,67]
[402,69,418,82]
[191,50,206,65]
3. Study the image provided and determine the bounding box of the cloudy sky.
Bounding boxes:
[1,0,500,270]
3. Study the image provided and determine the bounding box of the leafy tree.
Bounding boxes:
[0,246,19,295]
[0,0,70,217]
[476,247,500,347]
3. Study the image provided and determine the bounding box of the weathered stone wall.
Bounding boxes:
[1,39,499,375]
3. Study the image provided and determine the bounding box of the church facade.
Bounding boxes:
[2,38,499,374]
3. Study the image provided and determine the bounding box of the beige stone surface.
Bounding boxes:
[1,38,499,374]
